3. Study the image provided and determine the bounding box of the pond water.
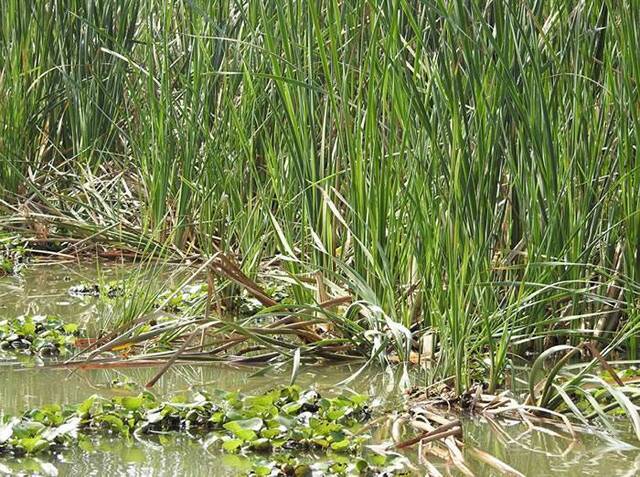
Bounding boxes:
[1,263,639,476]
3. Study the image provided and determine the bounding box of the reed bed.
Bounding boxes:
[1,0,639,409]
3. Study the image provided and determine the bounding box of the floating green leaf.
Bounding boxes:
[222,438,244,452]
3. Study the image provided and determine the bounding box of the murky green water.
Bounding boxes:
[1,264,639,476]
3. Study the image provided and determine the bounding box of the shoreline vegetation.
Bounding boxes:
[1,0,640,474]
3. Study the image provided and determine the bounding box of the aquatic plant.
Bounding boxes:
[0,386,408,476]
[0,315,81,358]
[0,234,26,276]
[158,283,209,313]
[69,281,125,299]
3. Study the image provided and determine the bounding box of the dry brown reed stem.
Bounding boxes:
[145,328,204,388]
[585,340,625,386]
[467,446,526,477]
[595,242,625,339]
[210,253,278,308]
[395,419,461,449]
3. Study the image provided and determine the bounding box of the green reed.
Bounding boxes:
[1,0,639,392]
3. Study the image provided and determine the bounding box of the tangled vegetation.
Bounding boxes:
[1,0,638,392]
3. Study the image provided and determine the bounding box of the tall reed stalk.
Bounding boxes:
[1,0,638,390]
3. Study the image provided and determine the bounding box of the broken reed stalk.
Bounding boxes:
[209,249,278,308]
[585,340,625,386]
[145,329,200,388]
[395,419,461,449]
[466,446,526,477]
